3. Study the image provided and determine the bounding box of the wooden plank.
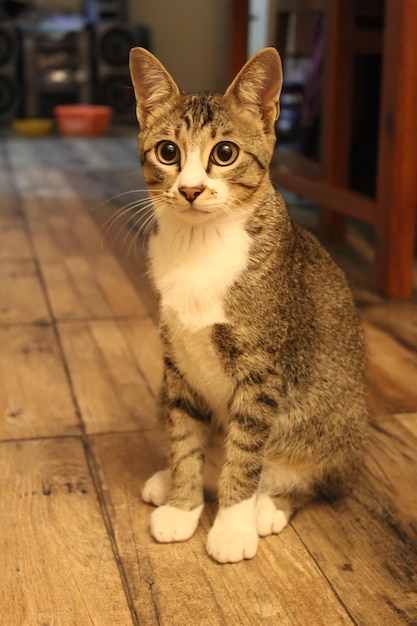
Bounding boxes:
[22,189,110,260]
[40,254,148,321]
[0,216,32,260]
[363,320,417,416]
[59,320,157,434]
[292,416,417,625]
[28,209,107,261]
[0,259,50,325]
[0,192,22,219]
[360,301,417,354]
[12,168,80,201]
[18,179,151,321]
[395,412,417,437]
[374,0,417,298]
[0,438,134,625]
[4,139,40,174]
[118,318,163,398]
[90,431,353,626]
[0,326,79,441]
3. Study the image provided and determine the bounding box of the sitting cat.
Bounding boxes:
[129,46,368,563]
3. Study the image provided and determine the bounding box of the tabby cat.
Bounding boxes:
[129,46,368,563]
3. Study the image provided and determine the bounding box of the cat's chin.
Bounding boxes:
[175,207,215,224]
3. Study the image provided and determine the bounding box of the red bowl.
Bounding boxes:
[54,105,112,137]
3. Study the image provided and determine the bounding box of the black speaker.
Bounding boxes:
[94,22,151,121]
[0,22,19,122]
[96,0,126,20]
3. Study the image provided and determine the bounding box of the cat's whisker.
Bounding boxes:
[127,204,161,258]
[97,205,139,250]
[97,200,152,250]
[97,200,142,234]
[119,202,156,254]
[139,201,168,241]
[119,170,145,179]
[130,214,150,260]
[88,188,155,215]
[97,194,165,250]
[220,199,246,223]
[118,197,169,258]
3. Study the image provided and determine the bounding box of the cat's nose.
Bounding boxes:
[179,186,205,203]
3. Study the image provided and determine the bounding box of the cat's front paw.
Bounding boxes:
[150,503,204,543]
[206,497,258,563]
[255,494,291,537]
[142,469,171,506]
[207,525,258,563]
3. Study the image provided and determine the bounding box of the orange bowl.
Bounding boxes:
[54,105,112,137]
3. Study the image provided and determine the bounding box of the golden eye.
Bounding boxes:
[156,141,180,165]
[210,142,239,166]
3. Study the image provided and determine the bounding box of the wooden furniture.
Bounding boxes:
[231,0,417,299]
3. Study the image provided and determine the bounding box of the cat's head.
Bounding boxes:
[129,47,282,225]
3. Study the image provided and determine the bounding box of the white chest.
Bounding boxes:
[149,217,250,330]
[168,321,233,419]
[150,217,250,416]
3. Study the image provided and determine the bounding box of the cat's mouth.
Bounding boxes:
[182,207,209,214]
[174,205,215,224]
[178,206,211,217]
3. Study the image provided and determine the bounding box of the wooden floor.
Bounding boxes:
[1,131,417,626]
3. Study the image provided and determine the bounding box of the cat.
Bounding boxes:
[129,46,368,564]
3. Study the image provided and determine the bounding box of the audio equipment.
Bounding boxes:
[96,0,126,20]
[94,22,151,121]
[0,22,19,122]
[22,29,92,119]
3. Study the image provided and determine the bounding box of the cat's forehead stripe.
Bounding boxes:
[181,93,217,131]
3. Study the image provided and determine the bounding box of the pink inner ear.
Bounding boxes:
[225,48,282,122]
[129,48,180,121]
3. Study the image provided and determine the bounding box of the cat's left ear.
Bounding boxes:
[225,47,283,127]
[129,47,180,126]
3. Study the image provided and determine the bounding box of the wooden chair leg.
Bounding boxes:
[319,0,355,242]
[229,0,249,81]
[374,0,417,299]
[319,208,346,241]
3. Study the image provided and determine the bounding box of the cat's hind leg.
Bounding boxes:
[142,469,204,542]
[142,468,171,506]
[255,460,314,537]
[255,494,293,537]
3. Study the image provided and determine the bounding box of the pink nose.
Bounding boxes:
[179,186,204,203]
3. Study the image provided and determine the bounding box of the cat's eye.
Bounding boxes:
[156,141,180,165]
[210,142,239,166]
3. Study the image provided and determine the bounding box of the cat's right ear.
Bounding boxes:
[129,47,180,126]
[225,47,283,129]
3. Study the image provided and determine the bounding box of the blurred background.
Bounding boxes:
[0,0,230,125]
[0,0,382,198]
[1,0,415,299]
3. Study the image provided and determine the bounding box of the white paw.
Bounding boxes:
[255,494,290,537]
[207,525,258,564]
[150,503,204,543]
[206,497,258,563]
[142,469,171,506]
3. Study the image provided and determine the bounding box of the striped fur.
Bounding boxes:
[130,47,368,563]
